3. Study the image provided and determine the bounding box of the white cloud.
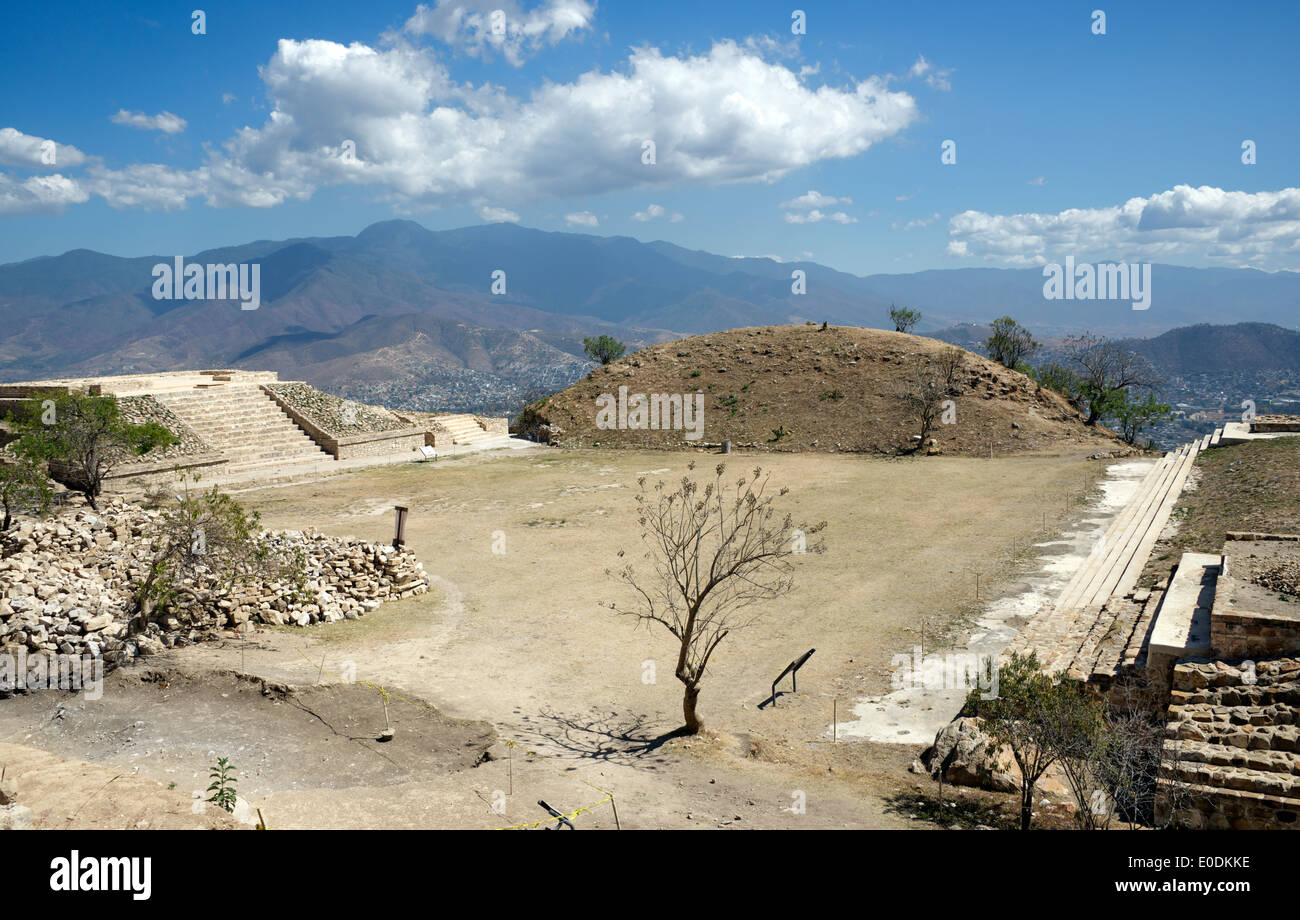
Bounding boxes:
[5,35,919,219]
[110,109,188,134]
[404,0,596,66]
[478,205,521,222]
[784,208,856,224]
[0,172,89,216]
[222,93,237,105]
[1028,176,1046,186]
[780,189,850,210]
[564,209,598,227]
[632,203,682,222]
[0,127,88,169]
[894,211,940,230]
[946,185,1300,269]
[203,37,917,210]
[905,54,953,91]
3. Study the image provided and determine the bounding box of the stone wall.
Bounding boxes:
[1157,657,1300,829]
[1213,608,1300,659]
[262,384,423,460]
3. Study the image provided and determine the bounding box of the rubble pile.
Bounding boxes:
[0,498,428,669]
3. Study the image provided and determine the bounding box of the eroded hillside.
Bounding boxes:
[520,325,1127,456]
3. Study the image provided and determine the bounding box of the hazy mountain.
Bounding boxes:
[2,220,1298,415]
[1123,323,1300,376]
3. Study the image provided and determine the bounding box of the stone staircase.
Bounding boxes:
[154,385,334,481]
[1159,657,1300,828]
[1005,438,1205,683]
[433,413,507,448]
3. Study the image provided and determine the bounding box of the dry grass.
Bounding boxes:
[522,325,1127,457]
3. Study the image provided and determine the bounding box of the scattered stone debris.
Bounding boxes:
[0,498,428,676]
[266,382,404,435]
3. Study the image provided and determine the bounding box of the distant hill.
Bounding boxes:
[518,325,1125,456]
[3,220,1298,414]
[1123,323,1300,376]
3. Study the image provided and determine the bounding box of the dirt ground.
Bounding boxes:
[519,324,1127,457]
[1,445,1111,829]
[1141,437,1300,588]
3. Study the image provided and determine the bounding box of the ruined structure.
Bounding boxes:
[0,370,514,492]
[952,417,1300,828]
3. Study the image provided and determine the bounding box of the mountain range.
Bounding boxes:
[2,219,1298,414]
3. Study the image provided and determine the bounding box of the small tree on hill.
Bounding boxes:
[984,316,1040,369]
[11,391,174,510]
[608,463,825,734]
[1031,362,1085,409]
[583,335,626,365]
[1063,333,1160,426]
[0,454,52,530]
[890,304,921,334]
[898,347,964,451]
[131,480,304,630]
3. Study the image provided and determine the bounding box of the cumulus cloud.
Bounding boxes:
[0,172,89,216]
[110,109,188,134]
[0,127,88,169]
[478,205,521,222]
[784,208,856,224]
[215,37,916,209]
[564,209,598,227]
[632,204,682,222]
[404,0,596,66]
[780,189,851,210]
[946,185,1300,269]
[5,35,918,219]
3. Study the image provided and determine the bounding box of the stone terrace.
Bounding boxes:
[1,370,524,492]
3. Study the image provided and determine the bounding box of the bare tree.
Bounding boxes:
[608,463,825,734]
[1064,333,1160,426]
[1098,681,1194,829]
[898,348,963,451]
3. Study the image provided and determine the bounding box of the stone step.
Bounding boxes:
[1053,453,1172,610]
[1164,738,1300,773]
[1161,760,1299,799]
[1065,446,1188,609]
[1007,439,1206,682]
[156,386,332,470]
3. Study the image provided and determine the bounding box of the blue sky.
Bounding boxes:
[2,0,1297,274]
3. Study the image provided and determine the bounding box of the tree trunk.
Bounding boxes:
[1020,784,1034,830]
[682,684,702,735]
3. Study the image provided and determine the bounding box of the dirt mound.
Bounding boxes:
[519,325,1125,456]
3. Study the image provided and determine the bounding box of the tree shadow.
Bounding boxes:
[882,789,1014,830]
[518,706,690,766]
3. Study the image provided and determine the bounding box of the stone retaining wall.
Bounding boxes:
[1213,609,1300,659]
